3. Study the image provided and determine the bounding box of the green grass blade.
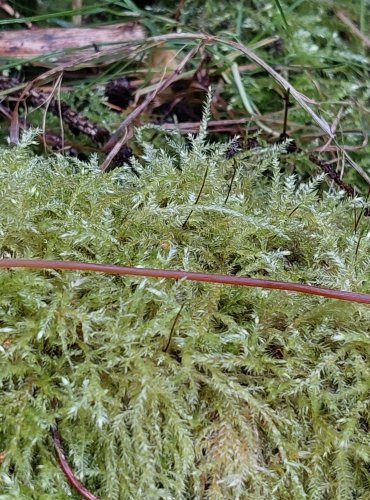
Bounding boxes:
[273,0,289,28]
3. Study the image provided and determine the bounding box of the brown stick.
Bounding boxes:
[0,23,146,65]
[0,75,109,145]
[1,258,369,305]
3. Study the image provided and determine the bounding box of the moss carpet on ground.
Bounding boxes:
[0,125,370,498]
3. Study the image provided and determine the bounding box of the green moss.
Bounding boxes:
[0,122,369,499]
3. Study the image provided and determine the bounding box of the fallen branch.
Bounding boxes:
[0,23,146,66]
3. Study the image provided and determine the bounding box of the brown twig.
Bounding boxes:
[1,258,369,304]
[0,102,89,155]
[0,76,132,166]
[309,154,355,197]
[51,426,99,500]
[0,76,110,145]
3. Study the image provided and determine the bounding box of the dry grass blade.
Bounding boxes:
[101,42,203,170]
[335,9,370,49]
[217,37,332,134]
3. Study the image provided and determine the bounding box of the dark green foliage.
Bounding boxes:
[0,125,370,498]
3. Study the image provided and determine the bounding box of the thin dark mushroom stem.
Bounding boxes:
[0,258,369,305]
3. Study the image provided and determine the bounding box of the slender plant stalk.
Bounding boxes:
[182,164,209,228]
[72,0,83,26]
[334,9,370,49]
[163,304,184,353]
[1,259,369,304]
[51,427,99,500]
[224,159,239,205]
[282,89,289,137]
[101,42,203,170]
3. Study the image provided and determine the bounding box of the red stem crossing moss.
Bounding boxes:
[2,256,369,499]
[1,258,369,304]
[51,427,99,500]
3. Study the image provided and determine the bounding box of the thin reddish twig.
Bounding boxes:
[0,258,369,305]
[51,426,99,500]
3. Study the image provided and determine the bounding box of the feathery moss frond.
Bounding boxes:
[0,119,369,498]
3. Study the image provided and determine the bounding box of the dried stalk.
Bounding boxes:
[51,426,99,500]
[1,258,369,304]
[335,9,370,49]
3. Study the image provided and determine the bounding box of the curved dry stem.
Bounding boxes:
[0,258,369,304]
[51,426,99,500]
